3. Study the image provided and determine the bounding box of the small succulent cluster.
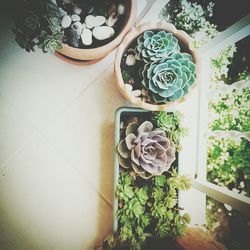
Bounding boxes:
[103,169,191,249]
[118,121,176,179]
[13,0,64,53]
[122,29,196,104]
[152,111,188,151]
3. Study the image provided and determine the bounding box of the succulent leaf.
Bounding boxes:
[142,51,196,103]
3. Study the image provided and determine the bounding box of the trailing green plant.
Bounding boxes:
[13,0,64,53]
[152,111,188,151]
[210,45,237,82]
[209,87,250,132]
[160,0,218,48]
[108,169,191,250]
[207,136,250,197]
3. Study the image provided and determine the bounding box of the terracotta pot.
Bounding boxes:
[56,0,136,61]
[114,21,201,111]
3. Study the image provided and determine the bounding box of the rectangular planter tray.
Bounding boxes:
[112,107,179,233]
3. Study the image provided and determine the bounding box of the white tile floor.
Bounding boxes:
[0,1,205,249]
[0,1,151,249]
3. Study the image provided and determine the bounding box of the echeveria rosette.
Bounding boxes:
[137,31,180,62]
[38,31,63,53]
[117,121,176,179]
[142,52,196,103]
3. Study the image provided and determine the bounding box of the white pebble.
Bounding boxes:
[71,14,81,22]
[92,26,115,40]
[132,90,142,97]
[125,54,136,66]
[74,6,82,15]
[61,15,72,28]
[106,13,118,27]
[117,4,125,15]
[125,84,133,92]
[85,15,106,29]
[81,28,92,45]
[71,22,83,36]
[141,88,148,96]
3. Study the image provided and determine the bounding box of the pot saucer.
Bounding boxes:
[54,51,104,66]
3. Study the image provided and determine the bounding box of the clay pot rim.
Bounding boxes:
[56,0,136,60]
[114,20,201,111]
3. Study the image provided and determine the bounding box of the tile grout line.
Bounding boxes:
[40,131,113,208]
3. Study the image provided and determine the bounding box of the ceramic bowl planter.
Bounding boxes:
[110,107,191,249]
[57,0,136,61]
[114,21,201,111]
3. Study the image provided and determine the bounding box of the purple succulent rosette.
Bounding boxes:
[117,121,176,179]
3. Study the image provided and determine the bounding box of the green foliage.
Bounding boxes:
[160,0,218,48]
[13,0,63,53]
[115,169,191,249]
[152,111,188,151]
[210,45,237,82]
[209,87,250,132]
[207,136,250,197]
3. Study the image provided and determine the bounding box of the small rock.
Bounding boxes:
[81,28,92,45]
[106,13,118,26]
[85,15,106,29]
[117,4,125,15]
[125,84,133,92]
[108,3,116,16]
[141,88,148,97]
[61,15,71,28]
[71,14,81,22]
[73,6,82,15]
[132,90,142,97]
[67,28,79,47]
[59,7,67,18]
[120,121,124,129]
[71,22,82,36]
[92,26,115,40]
[125,54,136,66]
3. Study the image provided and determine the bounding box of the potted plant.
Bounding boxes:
[101,107,191,250]
[114,21,201,111]
[13,0,136,61]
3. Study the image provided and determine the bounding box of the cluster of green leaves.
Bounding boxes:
[207,136,250,197]
[152,111,188,151]
[111,169,191,250]
[160,0,218,48]
[13,0,64,53]
[209,87,250,132]
[210,45,237,82]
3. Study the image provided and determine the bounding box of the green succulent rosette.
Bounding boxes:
[142,52,196,103]
[38,31,63,53]
[137,30,180,62]
[24,14,40,33]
